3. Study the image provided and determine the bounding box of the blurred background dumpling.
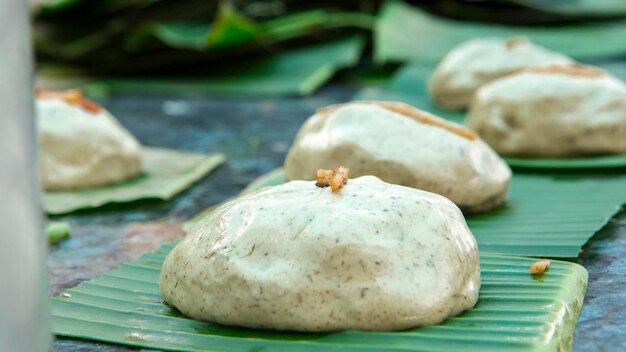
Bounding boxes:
[429,37,573,109]
[38,90,142,190]
[466,64,626,157]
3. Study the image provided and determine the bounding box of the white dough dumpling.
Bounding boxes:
[37,90,142,190]
[160,176,480,332]
[466,64,626,157]
[284,101,511,213]
[429,37,573,109]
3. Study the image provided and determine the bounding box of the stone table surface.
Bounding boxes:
[48,86,626,352]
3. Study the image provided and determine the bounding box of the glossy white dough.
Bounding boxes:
[160,176,481,331]
[38,99,142,190]
[429,38,573,109]
[466,70,626,157]
[284,103,511,213]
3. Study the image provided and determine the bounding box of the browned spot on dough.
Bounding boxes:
[505,37,529,49]
[317,101,478,141]
[521,64,605,78]
[36,88,102,113]
[36,88,83,103]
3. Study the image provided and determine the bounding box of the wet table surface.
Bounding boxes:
[48,86,626,352]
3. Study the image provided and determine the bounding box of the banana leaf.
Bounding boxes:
[505,155,626,170]
[509,0,626,16]
[36,0,136,15]
[37,0,81,10]
[205,2,260,49]
[192,168,626,258]
[85,36,365,97]
[46,221,71,244]
[134,22,212,51]
[50,240,588,351]
[132,9,374,52]
[127,2,260,51]
[340,64,399,86]
[375,0,626,64]
[42,147,225,215]
[35,1,372,74]
[261,10,375,38]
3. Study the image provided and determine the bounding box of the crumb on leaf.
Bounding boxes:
[530,259,551,275]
